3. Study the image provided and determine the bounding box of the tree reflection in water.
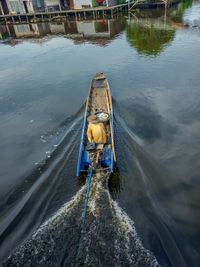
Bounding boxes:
[170,0,193,23]
[126,21,175,56]
[125,0,195,56]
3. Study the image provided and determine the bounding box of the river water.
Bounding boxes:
[0,1,200,266]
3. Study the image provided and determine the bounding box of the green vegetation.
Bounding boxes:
[170,0,193,23]
[126,22,175,56]
[132,8,140,13]
[92,0,99,7]
[118,0,126,4]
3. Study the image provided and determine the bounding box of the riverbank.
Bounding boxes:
[0,0,180,24]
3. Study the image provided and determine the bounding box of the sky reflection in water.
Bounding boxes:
[0,0,200,266]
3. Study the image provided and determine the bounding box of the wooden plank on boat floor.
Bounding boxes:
[102,88,108,112]
[90,87,108,113]
[95,88,101,111]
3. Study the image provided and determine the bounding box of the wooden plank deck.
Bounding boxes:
[0,3,127,23]
[0,0,179,24]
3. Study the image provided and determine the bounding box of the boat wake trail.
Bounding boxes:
[0,108,84,263]
[4,173,159,267]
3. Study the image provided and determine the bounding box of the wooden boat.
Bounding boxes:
[77,73,116,176]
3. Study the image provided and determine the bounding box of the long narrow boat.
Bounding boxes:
[77,73,116,176]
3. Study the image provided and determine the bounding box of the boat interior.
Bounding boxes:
[79,73,114,174]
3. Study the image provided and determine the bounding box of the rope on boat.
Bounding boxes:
[75,167,93,266]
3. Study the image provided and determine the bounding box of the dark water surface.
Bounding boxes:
[0,1,200,266]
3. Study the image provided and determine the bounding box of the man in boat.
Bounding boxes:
[87,115,107,144]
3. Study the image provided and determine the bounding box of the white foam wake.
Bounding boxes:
[4,174,160,266]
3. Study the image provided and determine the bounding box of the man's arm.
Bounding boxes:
[87,124,93,143]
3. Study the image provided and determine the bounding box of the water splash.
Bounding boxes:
[4,173,159,267]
